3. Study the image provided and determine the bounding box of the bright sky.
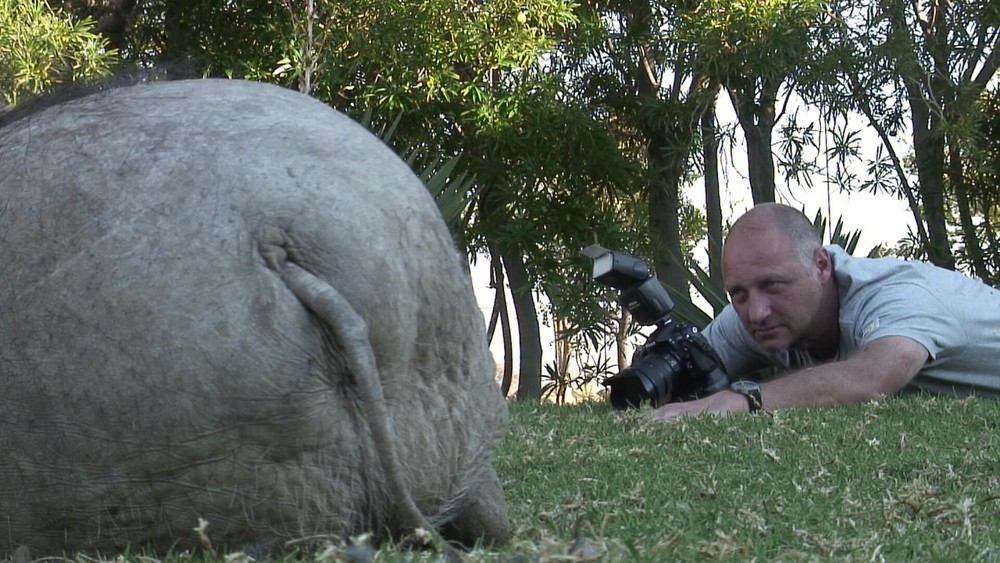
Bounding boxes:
[685,174,915,257]
[694,92,917,257]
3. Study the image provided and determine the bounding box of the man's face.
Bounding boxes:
[722,226,831,354]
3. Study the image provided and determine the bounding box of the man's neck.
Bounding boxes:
[806,283,842,360]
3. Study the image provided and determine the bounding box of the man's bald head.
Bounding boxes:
[725,203,822,273]
[720,203,839,356]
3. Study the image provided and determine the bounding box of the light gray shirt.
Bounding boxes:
[704,245,1000,398]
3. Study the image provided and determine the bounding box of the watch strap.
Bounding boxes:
[731,381,762,413]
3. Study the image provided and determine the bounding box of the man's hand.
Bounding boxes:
[650,390,747,421]
[651,336,929,422]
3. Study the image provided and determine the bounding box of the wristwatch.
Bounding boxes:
[730,380,762,413]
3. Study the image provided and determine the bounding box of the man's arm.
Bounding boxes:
[651,336,929,421]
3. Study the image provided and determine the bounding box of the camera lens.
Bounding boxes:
[606,352,682,409]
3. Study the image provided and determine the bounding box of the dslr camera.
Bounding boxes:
[583,245,729,409]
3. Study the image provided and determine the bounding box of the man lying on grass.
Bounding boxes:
[654,203,1000,421]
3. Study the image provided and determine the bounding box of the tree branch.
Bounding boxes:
[847,72,931,251]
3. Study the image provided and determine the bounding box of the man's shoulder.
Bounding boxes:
[825,244,902,277]
[827,245,941,298]
[828,245,991,302]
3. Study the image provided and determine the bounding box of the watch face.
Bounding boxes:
[731,380,758,393]
[731,379,762,412]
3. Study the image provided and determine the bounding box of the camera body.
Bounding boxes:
[583,245,730,409]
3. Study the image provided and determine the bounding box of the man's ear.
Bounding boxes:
[814,247,833,281]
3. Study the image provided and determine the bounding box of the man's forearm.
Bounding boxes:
[759,364,887,409]
[651,336,929,421]
[757,336,929,410]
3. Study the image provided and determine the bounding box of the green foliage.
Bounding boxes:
[686,0,823,81]
[955,88,1000,284]
[666,249,728,328]
[416,154,478,238]
[0,0,117,106]
[809,208,882,257]
[100,0,629,397]
[361,109,479,243]
[802,0,1000,267]
[566,0,722,285]
[284,0,581,115]
[122,0,294,82]
[966,90,1000,195]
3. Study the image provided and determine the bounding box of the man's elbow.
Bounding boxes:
[860,338,930,401]
[872,375,912,400]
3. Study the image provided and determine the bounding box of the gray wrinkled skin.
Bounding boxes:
[0,79,509,555]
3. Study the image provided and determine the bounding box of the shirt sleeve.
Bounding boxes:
[847,282,962,360]
[703,305,779,377]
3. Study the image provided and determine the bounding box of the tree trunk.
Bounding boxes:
[702,87,724,303]
[486,251,514,397]
[625,0,693,299]
[745,126,776,204]
[948,138,988,280]
[478,176,539,399]
[910,98,955,269]
[647,146,691,300]
[64,0,138,54]
[894,0,955,269]
[161,0,187,62]
[552,318,573,404]
[296,0,317,96]
[846,71,933,252]
[615,308,631,370]
[501,250,542,400]
[728,78,779,205]
[977,192,999,286]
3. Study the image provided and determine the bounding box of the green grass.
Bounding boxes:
[42,396,1000,562]
[489,396,1000,561]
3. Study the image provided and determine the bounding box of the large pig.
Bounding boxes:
[0,78,509,555]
